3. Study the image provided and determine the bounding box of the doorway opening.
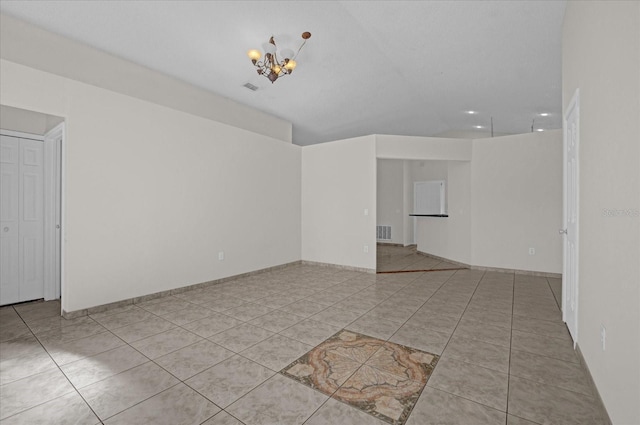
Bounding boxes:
[376,158,467,274]
[1,105,65,309]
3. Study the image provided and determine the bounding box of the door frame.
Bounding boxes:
[43,123,65,301]
[562,89,580,344]
[0,126,64,303]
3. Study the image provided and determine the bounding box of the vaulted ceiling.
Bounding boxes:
[0,1,566,145]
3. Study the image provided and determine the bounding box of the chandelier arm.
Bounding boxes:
[292,39,308,61]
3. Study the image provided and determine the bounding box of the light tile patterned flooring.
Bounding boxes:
[0,247,604,424]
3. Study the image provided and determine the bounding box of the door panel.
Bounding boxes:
[1,136,20,304]
[0,135,45,305]
[19,140,44,301]
[563,91,580,343]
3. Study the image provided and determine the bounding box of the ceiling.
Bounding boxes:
[0,1,566,146]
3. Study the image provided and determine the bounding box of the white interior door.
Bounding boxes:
[562,90,580,344]
[0,134,45,305]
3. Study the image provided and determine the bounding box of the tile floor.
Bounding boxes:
[282,329,439,425]
[0,246,605,424]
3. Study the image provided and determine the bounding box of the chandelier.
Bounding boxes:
[247,32,311,83]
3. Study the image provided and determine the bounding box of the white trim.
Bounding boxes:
[43,130,55,300]
[43,123,65,302]
[0,129,44,141]
[59,124,66,313]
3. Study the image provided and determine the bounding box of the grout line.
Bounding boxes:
[10,306,106,424]
[546,276,563,311]
[423,270,487,358]
[1,249,571,425]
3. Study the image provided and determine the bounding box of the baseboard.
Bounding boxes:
[300,260,376,274]
[62,260,303,319]
[376,242,404,247]
[575,344,613,425]
[415,251,470,268]
[416,250,562,278]
[376,243,417,248]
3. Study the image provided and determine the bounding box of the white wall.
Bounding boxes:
[376,134,472,161]
[416,161,472,264]
[563,2,640,423]
[434,130,513,139]
[375,132,562,274]
[471,131,563,273]
[0,105,64,135]
[402,162,413,245]
[376,135,472,250]
[0,14,293,143]
[0,59,301,313]
[302,136,376,271]
[376,159,405,245]
[377,159,451,247]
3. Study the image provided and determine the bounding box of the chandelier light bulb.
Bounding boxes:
[247,49,261,62]
[280,48,295,60]
[262,41,276,55]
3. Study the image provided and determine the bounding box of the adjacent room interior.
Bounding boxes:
[0,2,638,425]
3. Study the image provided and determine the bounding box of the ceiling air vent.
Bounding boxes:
[243,83,259,91]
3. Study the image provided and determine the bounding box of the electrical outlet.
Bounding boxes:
[529,247,535,255]
[363,245,369,253]
[218,251,224,261]
[601,325,606,351]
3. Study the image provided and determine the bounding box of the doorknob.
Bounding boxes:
[559,228,567,235]
[3,227,8,232]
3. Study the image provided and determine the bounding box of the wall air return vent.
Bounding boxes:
[376,225,392,241]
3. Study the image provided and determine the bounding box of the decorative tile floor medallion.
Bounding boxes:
[281,330,439,425]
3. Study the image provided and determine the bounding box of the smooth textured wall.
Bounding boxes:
[376,159,405,245]
[471,131,563,273]
[563,2,640,422]
[377,159,464,249]
[376,134,472,161]
[0,59,302,313]
[0,105,63,135]
[376,132,561,274]
[376,135,472,249]
[416,161,472,264]
[302,136,377,270]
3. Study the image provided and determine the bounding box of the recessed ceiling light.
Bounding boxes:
[473,125,484,129]
[536,128,544,132]
[539,112,550,117]
[466,110,478,115]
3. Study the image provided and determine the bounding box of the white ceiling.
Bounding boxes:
[0,0,566,146]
